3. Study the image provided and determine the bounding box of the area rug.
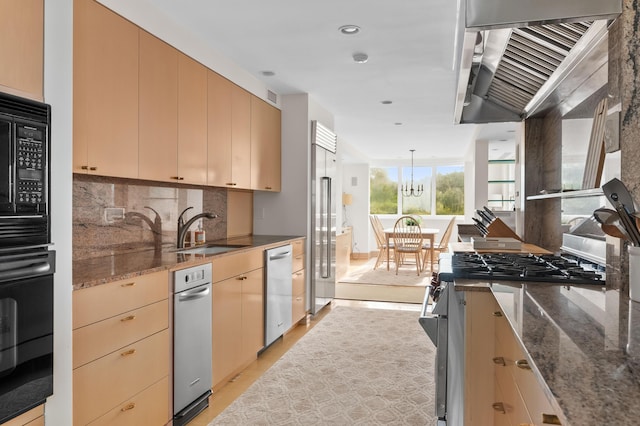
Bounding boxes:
[339,257,434,286]
[210,306,436,425]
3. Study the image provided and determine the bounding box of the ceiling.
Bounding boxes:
[141,0,517,162]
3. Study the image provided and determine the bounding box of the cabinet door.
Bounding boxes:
[207,71,233,187]
[231,85,252,189]
[178,53,208,185]
[138,30,178,182]
[241,268,264,360]
[211,277,242,387]
[251,96,281,191]
[0,0,43,100]
[73,0,139,177]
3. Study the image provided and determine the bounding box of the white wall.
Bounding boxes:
[44,1,74,423]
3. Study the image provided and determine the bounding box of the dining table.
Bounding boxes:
[384,227,440,272]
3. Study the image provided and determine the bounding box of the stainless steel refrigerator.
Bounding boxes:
[310,121,337,315]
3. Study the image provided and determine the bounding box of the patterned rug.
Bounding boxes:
[339,258,434,286]
[210,306,436,425]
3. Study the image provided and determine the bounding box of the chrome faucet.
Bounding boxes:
[176,207,218,248]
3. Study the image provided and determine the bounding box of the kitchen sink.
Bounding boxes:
[175,245,245,256]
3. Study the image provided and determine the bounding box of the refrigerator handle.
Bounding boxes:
[321,176,331,278]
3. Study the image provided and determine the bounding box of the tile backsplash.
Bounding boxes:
[73,175,227,260]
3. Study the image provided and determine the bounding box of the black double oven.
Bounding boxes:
[0,91,55,424]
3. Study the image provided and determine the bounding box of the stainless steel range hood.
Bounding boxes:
[454,0,621,124]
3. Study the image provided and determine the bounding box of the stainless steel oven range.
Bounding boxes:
[419,251,604,425]
[0,91,54,424]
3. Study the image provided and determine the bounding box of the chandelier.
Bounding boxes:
[401,149,424,197]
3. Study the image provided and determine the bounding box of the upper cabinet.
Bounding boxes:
[207,72,251,189]
[251,96,281,192]
[0,0,44,101]
[73,0,281,191]
[73,0,139,178]
[138,31,178,183]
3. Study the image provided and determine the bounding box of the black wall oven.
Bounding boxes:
[0,91,54,424]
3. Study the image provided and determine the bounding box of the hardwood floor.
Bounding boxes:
[190,258,420,425]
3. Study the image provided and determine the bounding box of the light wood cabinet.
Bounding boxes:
[138,30,178,183]
[250,96,281,191]
[211,249,264,389]
[207,71,251,189]
[72,271,171,426]
[177,52,208,185]
[73,0,139,178]
[291,238,306,324]
[0,0,43,101]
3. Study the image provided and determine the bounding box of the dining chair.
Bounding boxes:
[393,215,423,275]
[422,217,456,271]
[370,215,394,269]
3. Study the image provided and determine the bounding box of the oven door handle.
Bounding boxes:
[0,259,52,280]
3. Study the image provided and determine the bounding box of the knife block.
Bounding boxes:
[485,217,522,241]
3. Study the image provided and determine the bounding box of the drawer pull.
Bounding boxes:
[171,176,185,181]
[81,165,89,170]
[492,311,503,317]
[542,413,562,424]
[121,282,136,287]
[295,272,303,276]
[492,356,506,366]
[492,402,506,414]
[236,276,248,281]
[265,186,272,190]
[120,315,136,322]
[121,402,136,412]
[121,349,136,357]
[89,166,98,171]
[226,182,237,186]
[515,359,532,370]
[296,297,302,301]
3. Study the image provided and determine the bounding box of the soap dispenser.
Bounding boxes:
[194,220,206,245]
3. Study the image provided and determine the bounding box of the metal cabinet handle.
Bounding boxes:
[120,315,136,322]
[121,282,135,287]
[542,413,562,424]
[120,349,136,357]
[81,165,89,170]
[516,359,532,370]
[492,402,506,414]
[265,186,272,190]
[236,275,248,280]
[89,166,97,171]
[171,176,185,181]
[492,356,506,366]
[492,311,503,317]
[226,182,237,186]
[121,402,136,412]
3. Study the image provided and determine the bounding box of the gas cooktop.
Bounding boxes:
[450,252,605,285]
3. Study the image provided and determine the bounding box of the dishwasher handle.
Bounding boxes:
[177,285,210,302]
[268,251,291,261]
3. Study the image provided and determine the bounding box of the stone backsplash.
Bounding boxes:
[73,175,227,260]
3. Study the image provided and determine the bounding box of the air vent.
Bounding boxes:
[267,90,278,104]
[0,92,50,122]
[311,121,337,153]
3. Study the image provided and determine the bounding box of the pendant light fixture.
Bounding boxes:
[402,149,424,197]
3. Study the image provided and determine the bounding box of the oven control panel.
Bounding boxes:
[16,125,46,209]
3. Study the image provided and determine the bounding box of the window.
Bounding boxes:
[370,164,464,216]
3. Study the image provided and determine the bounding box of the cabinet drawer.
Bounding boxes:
[73,299,169,368]
[494,361,532,426]
[292,251,304,273]
[212,249,263,282]
[292,269,305,296]
[73,270,169,329]
[87,377,170,426]
[292,292,306,324]
[292,239,304,257]
[3,405,44,426]
[73,329,170,426]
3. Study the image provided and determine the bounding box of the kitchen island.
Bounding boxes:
[456,279,640,425]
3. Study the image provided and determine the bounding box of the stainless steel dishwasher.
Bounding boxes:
[265,245,293,347]
[173,263,212,426]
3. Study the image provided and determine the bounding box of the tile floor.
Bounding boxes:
[190,259,421,425]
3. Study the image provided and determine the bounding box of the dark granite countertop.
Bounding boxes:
[464,280,640,425]
[73,234,303,290]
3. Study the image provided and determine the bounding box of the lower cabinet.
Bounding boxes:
[466,290,561,426]
[72,271,171,426]
[211,249,264,389]
[3,406,44,426]
[291,238,306,324]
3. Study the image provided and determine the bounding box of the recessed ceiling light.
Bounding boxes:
[352,52,368,63]
[395,122,403,126]
[339,25,360,35]
[261,71,276,77]
[381,100,392,105]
